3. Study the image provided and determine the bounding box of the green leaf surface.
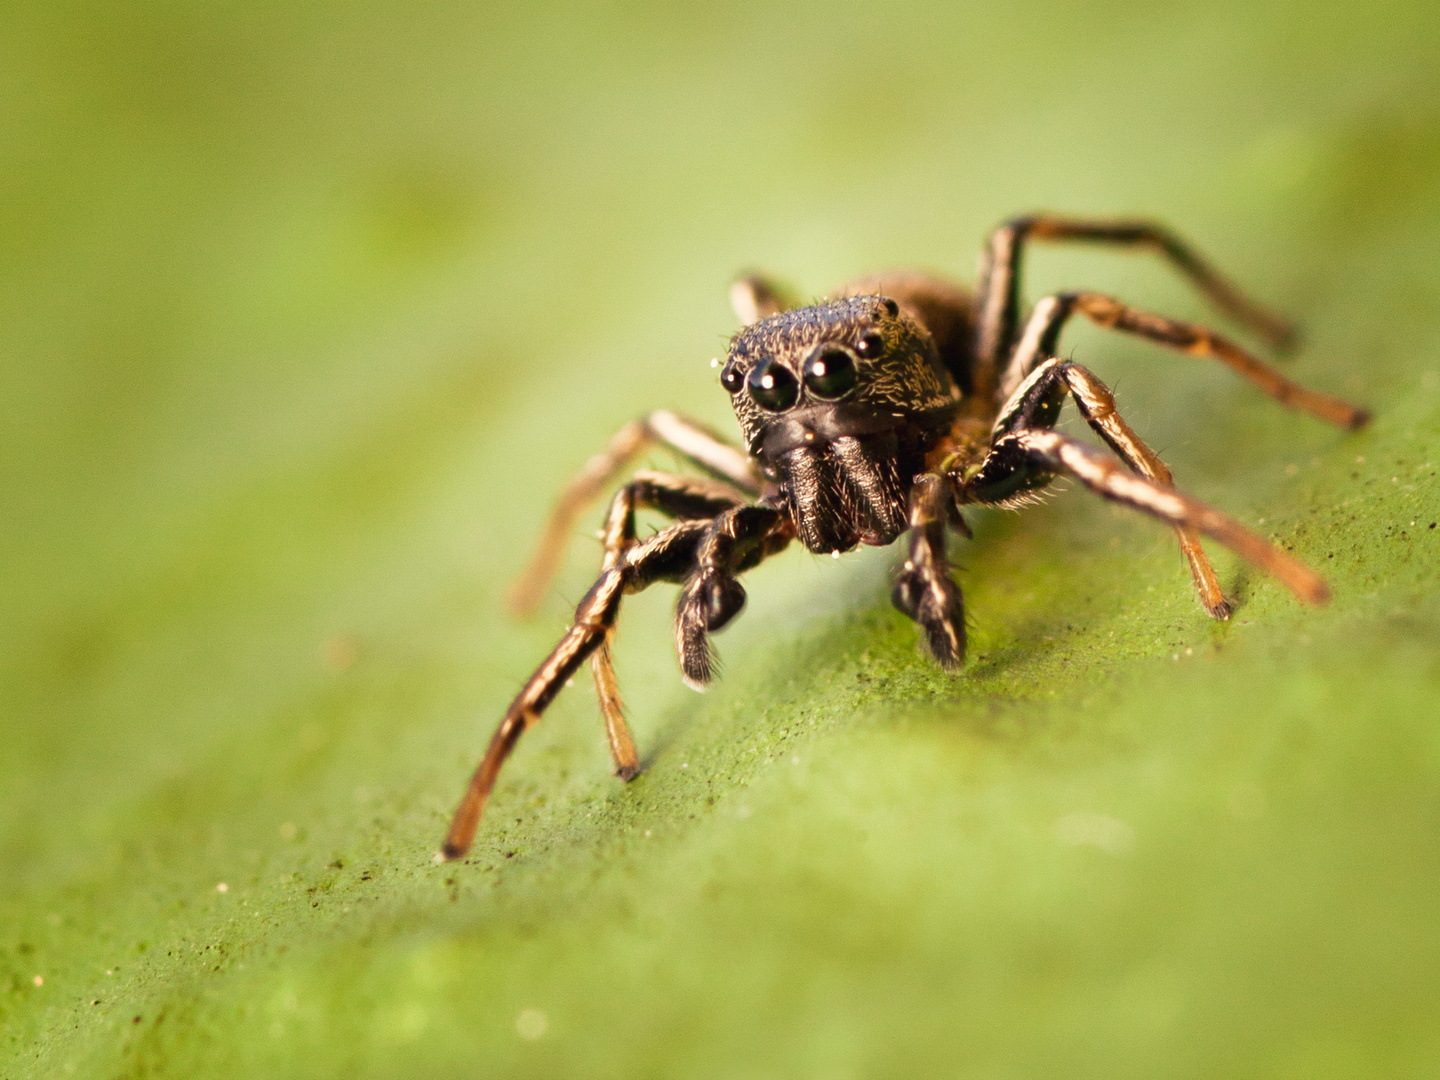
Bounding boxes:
[3,2,1439,1076]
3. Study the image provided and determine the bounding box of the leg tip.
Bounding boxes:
[615,763,642,782]
[1203,596,1235,620]
[439,841,467,862]
[1346,407,1373,431]
[926,628,967,671]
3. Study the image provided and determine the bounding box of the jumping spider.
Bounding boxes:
[441,214,1368,859]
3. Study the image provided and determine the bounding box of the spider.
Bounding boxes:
[441,214,1368,859]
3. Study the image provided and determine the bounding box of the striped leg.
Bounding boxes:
[994,358,1232,616]
[963,429,1330,608]
[509,410,762,614]
[444,517,711,860]
[591,472,749,777]
[996,291,1368,429]
[890,473,966,668]
[674,504,792,687]
[975,214,1297,382]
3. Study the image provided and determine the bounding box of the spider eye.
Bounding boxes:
[803,344,858,400]
[720,359,745,394]
[746,358,799,411]
[855,332,884,359]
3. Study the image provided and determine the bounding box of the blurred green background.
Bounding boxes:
[2,1,1439,1076]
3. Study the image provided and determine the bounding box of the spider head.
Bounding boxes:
[719,295,960,552]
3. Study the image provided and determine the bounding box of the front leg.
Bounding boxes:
[961,429,1330,607]
[509,410,762,614]
[592,472,750,778]
[992,358,1234,616]
[444,516,715,860]
[674,504,792,687]
[891,473,966,668]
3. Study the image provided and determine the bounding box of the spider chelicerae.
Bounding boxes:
[441,213,1368,859]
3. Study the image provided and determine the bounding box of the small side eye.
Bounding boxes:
[746,358,799,411]
[720,359,745,394]
[855,332,884,359]
[881,298,899,317]
[803,343,858,400]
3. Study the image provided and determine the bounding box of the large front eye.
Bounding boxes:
[746,357,799,411]
[803,343,858,400]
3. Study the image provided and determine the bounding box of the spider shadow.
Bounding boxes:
[1226,565,1254,611]
[632,509,1088,773]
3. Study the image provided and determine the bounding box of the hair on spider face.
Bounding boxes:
[720,295,956,455]
[721,295,900,399]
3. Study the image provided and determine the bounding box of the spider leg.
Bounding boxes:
[890,473,966,668]
[592,472,750,777]
[674,503,792,687]
[994,357,1234,617]
[730,274,804,326]
[996,291,1368,429]
[975,214,1297,384]
[509,410,762,614]
[444,516,713,860]
[961,428,1330,607]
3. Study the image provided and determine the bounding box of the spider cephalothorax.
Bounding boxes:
[719,295,961,553]
[439,214,1369,860]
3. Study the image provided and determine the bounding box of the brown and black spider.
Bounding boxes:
[441,213,1368,859]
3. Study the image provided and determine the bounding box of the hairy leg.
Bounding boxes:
[674,504,792,687]
[730,274,804,326]
[963,429,1330,607]
[890,473,967,667]
[444,517,712,860]
[591,472,750,777]
[996,290,1368,429]
[994,357,1233,616]
[975,214,1297,384]
[509,410,761,614]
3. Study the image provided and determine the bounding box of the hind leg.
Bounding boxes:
[974,214,1298,380]
[996,290,1367,429]
[591,472,749,777]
